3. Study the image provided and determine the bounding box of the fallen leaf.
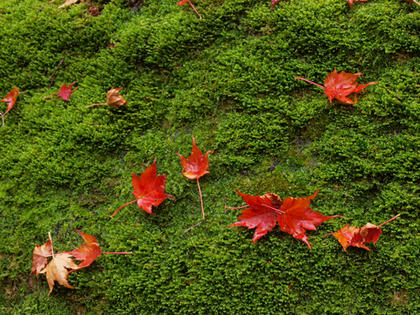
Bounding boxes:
[111,158,174,217]
[229,189,340,247]
[31,239,53,276]
[88,88,127,108]
[67,230,101,270]
[296,69,377,104]
[0,87,20,119]
[177,0,202,19]
[40,253,78,296]
[66,229,132,269]
[347,0,369,6]
[177,136,213,218]
[327,214,400,251]
[58,0,82,8]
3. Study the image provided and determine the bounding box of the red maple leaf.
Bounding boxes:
[177,0,202,19]
[0,87,20,120]
[66,230,131,270]
[296,69,377,104]
[46,82,78,101]
[270,0,280,10]
[347,0,369,6]
[111,158,174,217]
[177,136,213,218]
[326,214,400,251]
[229,189,340,247]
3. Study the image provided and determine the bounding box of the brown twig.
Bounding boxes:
[184,220,204,233]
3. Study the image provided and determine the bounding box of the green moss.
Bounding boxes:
[1,0,419,313]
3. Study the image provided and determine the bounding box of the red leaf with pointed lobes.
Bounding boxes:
[229,189,340,247]
[57,82,78,101]
[67,229,102,270]
[327,214,400,251]
[177,136,213,180]
[0,87,20,119]
[31,239,53,276]
[177,136,213,218]
[111,158,174,217]
[296,69,377,104]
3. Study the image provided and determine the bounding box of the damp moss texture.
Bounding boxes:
[0,0,419,313]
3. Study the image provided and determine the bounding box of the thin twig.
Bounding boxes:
[101,251,132,255]
[184,220,204,233]
[87,103,107,107]
[225,205,249,210]
[48,56,66,88]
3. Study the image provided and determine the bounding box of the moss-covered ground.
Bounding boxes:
[0,0,419,313]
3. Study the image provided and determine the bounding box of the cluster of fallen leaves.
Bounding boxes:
[32,230,131,296]
[9,0,407,297]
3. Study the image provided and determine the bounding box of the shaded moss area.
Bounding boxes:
[0,0,419,313]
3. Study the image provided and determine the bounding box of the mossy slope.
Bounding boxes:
[0,0,419,313]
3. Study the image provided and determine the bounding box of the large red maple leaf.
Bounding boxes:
[229,189,340,247]
[326,214,400,251]
[177,136,213,218]
[66,230,131,270]
[111,158,174,217]
[296,69,377,104]
[1,87,20,121]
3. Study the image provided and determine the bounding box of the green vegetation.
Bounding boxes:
[0,0,418,313]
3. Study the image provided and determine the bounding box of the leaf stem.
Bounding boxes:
[295,76,325,89]
[87,103,107,107]
[225,205,249,210]
[187,0,202,19]
[260,203,285,214]
[412,0,420,6]
[101,251,132,255]
[48,231,55,258]
[110,199,137,218]
[378,214,400,227]
[197,178,205,219]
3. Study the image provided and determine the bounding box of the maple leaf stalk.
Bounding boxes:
[110,199,137,218]
[186,0,202,19]
[196,178,205,219]
[87,102,107,107]
[295,76,324,89]
[101,251,132,255]
[48,231,55,259]
[377,213,401,227]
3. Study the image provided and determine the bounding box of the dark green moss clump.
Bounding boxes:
[0,0,419,313]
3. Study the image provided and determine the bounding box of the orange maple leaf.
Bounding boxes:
[326,214,400,251]
[177,136,213,218]
[296,69,377,104]
[0,87,20,123]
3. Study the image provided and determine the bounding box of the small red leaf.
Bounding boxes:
[296,69,377,104]
[177,136,213,180]
[111,159,174,217]
[270,0,280,10]
[57,82,78,101]
[0,87,20,119]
